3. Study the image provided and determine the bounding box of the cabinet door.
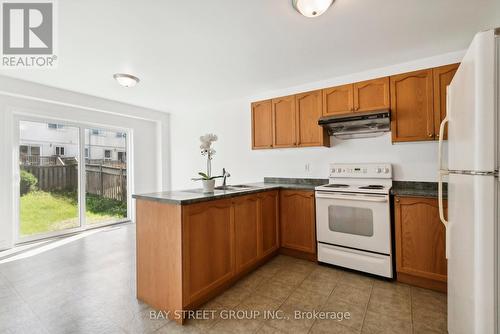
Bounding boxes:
[433,63,459,140]
[233,195,260,272]
[390,69,434,142]
[322,84,353,116]
[353,77,390,112]
[272,96,297,148]
[395,196,447,283]
[182,199,234,304]
[259,191,279,257]
[296,90,329,147]
[251,100,273,149]
[280,190,316,254]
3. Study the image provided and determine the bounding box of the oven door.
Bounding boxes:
[315,191,391,254]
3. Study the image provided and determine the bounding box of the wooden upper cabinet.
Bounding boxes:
[259,191,279,257]
[353,77,390,112]
[272,96,297,148]
[251,100,273,149]
[395,196,447,291]
[233,195,260,272]
[433,63,459,140]
[296,90,329,147]
[390,69,435,142]
[322,84,353,116]
[280,190,316,254]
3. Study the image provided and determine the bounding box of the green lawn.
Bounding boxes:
[20,191,126,236]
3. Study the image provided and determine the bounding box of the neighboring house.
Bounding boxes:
[19,121,127,164]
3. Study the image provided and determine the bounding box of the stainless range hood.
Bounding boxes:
[318,110,391,139]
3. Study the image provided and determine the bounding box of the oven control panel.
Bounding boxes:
[329,163,392,178]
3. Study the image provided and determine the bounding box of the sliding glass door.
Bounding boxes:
[84,127,128,226]
[19,120,81,238]
[17,119,129,242]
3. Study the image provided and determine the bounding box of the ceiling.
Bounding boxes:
[1,0,499,113]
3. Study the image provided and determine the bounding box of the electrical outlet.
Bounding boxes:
[305,163,310,172]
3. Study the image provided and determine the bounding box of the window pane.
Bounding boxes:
[19,120,80,237]
[328,205,374,237]
[30,146,40,156]
[84,128,127,225]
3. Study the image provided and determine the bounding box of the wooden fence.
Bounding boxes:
[85,164,127,202]
[21,164,127,202]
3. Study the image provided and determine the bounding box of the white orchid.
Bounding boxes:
[193,133,220,180]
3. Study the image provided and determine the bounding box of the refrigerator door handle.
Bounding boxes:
[438,170,449,229]
[438,115,449,172]
[438,170,450,259]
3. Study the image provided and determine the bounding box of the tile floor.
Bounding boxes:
[0,224,447,334]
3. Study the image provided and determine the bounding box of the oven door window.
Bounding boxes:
[328,205,374,237]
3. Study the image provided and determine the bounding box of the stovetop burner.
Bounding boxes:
[324,184,350,188]
[358,185,385,190]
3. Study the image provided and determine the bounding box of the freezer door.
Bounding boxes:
[447,173,497,334]
[447,29,497,172]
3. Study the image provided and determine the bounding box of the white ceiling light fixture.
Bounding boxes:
[292,0,334,18]
[113,73,140,87]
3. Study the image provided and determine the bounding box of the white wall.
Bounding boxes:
[170,51,463,190]
[0,76,170,250]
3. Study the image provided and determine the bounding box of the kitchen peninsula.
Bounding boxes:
[133,178,324,324]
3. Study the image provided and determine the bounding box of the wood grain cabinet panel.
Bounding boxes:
[353,77,390,112]
[390,69,435,142]
[251,100,273,149]
[234,195,260,272]
[433,63,459,140]
[182,200,234,304]
[395,196,447,292]
[272,96,297,148]
[296,90,329,147]
[259,190,279,257]
[280,190,316,254]
[322,84,354,116]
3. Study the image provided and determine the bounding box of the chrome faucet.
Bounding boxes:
[222,168,231,187]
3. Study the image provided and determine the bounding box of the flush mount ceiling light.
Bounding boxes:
[292,0,334,18]
[113,73,140,87]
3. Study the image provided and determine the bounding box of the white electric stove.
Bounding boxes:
[315,163,393,278]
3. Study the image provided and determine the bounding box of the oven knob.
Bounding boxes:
[331,169,335,173]
[337,168,342,173]
[376,168,382,173]
[363,168,367,173]
[384,168,390,173]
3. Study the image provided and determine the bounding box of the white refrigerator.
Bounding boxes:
[438,28,499,334]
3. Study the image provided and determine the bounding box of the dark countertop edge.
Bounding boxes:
[390,181,447,199]
[133,179,447,205]
[132,180,323,205]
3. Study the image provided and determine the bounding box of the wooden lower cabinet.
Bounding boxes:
[280,190,316,259]
[394,196,447,292]
[234,195,260,272]
[182,199,235,304]
[259,190,280,256]
[136,189,315,324]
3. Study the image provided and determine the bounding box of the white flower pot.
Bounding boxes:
[202,179,215,193]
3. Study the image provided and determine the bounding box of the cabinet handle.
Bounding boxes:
[395,198,400,203]
[436,133,440,138]
[428,133,433,138]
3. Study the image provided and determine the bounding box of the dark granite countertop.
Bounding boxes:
[132,177,328,205]
[391,181,447,198]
